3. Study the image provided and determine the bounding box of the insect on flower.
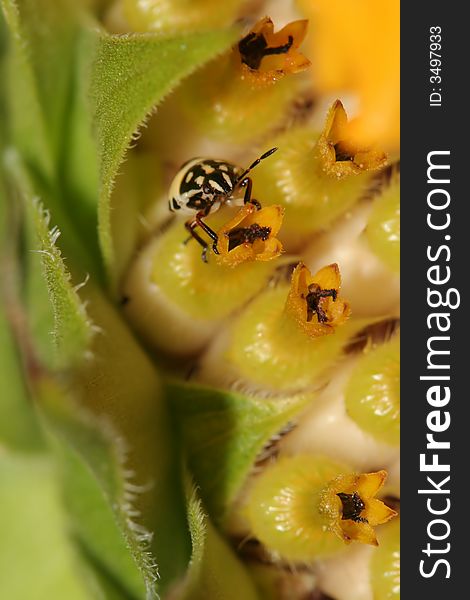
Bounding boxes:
[168,148,278,262]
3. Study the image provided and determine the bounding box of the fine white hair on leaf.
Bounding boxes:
[73,273,90,293]
[30,249,55,261]
[125,480,155,494]
[49,226,61,245]
[90,323,104,335]
[69,405,161,597]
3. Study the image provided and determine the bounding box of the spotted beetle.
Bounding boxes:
[168,147,277,262]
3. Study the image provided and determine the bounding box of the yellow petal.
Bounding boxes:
[250,16,274,37]
[285,265,309,320]
[222,203,257,232]
[319,469,397,548]
[325,99,349,145]
[215,204,256,257]
[215,204,284,267]
[242,204,285,235]
[329,473,356,494]
[215,243,253,268]
[238,16,311,81]
[259,19,310,74]
[354,149,388,170]
[291,262,310,296]
[365,498,397,526]
[253,237,283,261]
[317,101,388,177]
[326,298,351,325]
[311,263,341,290]
[340,520,378,546]
[356,470,387,498]
[303,321,335,337]
[275,19,309,49]
[285,262,350,337]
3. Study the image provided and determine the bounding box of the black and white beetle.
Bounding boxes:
[168,147,277,262]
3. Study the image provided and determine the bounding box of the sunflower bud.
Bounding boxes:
[285,262,350,337]
[121,0,250,34]
[245,455,396,561]
[250,100,388,246]
[122,214,278,355]
[179,17,311,144]
[215,204,284,267]
[198,263,364,393]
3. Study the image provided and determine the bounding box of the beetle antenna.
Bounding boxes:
[235,147,278,183]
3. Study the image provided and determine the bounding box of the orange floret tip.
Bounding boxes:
[318,100,388,177]
[215,203,284,267]
[285,262,351,337]
[237,17,311,85]
[320,470,398,546]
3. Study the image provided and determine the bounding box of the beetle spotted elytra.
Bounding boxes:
[168,148,277,262]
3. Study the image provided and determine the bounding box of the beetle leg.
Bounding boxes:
[185,219,210,262]
[240,177,262,210]
[241,177,252,204]
[196,214,220,255]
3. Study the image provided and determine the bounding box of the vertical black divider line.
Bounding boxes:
[401,2,467,597]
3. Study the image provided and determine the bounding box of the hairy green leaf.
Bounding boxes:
[168,382,309,522]
[23,256,191,596]
[25,200,94,368]
[1,0,82,179]
[15,282,192,597]
[11,157,191,595]
[1,0,54,179]
[3,1,238,284]
[2,149,95,368]
[90,27,237,282]
[68,288,192,595]
[1,0,104,271]
[181,485,259,600]
[61,26,101,238]
[37,379,150,599]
